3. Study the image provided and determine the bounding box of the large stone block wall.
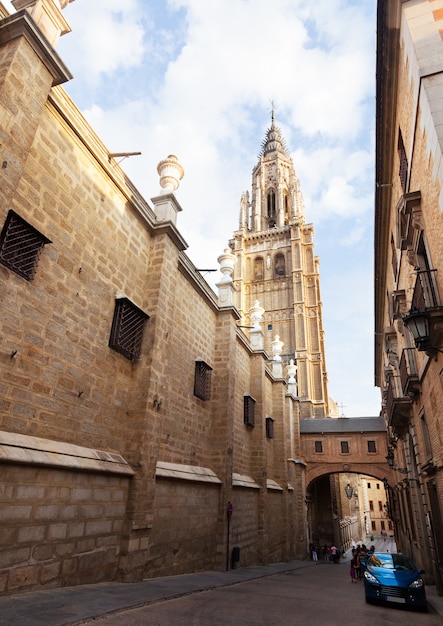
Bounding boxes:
[0,464,130,594]
[1,95,154,453]
[147,479,220,577]
[229,488,259,566]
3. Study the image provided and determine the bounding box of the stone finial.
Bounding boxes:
[216,248,236,307]
[286,359,298,396]
[217,248,236,284]
[157,155,184,194]
[12,0,73,46]
[271,335,284,378]
[287,359,297,382]
[271,335,284,361]
[249,300,264,329]
[249,300,264,351]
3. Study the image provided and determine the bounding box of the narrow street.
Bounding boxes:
[86,555,442,626]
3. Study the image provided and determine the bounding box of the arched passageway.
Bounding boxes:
[306,471,393,557]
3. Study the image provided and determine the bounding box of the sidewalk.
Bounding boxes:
[0,561,311,626]
[0,557,442,625]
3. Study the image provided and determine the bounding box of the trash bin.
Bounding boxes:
[231,546,240,568]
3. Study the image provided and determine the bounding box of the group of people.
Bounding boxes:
[349,543,375,583]
[309,543,341,564]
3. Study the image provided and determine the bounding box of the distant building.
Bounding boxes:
[230,113,334,419]
[375,0,443,594]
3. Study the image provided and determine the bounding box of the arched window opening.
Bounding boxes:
[267,190,276,218]
[274,253,285,277]
[254,257,264,280]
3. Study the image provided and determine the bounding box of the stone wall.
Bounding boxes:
[0,463,130,593]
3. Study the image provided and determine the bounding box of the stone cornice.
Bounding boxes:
[0,9,72,85]
[0,430,134,476]
[178,252,219,310]
[48,87,158,231]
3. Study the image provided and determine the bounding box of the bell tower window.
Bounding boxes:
[274,253,285,277]
[254,257,264,280]
[267,190,276,219]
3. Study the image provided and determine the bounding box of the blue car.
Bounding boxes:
[363,552,427,611]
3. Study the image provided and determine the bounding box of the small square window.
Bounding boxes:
[367,440,377,453]
[376,483,380,490]
[109,297,149,361]
[265,417,274,439]
[244,395,255,427]
[314,441,323,453]
[194,359,212,401]
[0,210,51,280]
[340,441,349,454]
[368,482,371,489]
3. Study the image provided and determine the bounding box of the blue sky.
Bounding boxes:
[4,0,380,416]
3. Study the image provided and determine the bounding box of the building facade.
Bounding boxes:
[375,0,443,594]
[0,0,318,595]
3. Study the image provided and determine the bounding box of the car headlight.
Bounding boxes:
[409,578,424,589]
[364,570,379,584]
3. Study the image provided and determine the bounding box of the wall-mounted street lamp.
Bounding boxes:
[345,483,353,517]
[386,449,408,474]
[403,310,443,358]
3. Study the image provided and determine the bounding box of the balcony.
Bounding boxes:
[411,269,439,310]
[399,348,420,396]
[385,375,411,435]
[403,269,443,358]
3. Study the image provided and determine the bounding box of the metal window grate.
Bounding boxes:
[194,359,212,401]
[109,297,149,361]
[244,395,255,427]
[0,210,51,280]
[398,131,408,193]
[266,417,274,439]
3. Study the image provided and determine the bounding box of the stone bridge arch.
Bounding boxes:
[306,463,395,489]
[300,417,396,550]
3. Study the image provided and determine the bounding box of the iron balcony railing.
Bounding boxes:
[411,269,439,311]
[399,348,420,396]
[385,375,412,433]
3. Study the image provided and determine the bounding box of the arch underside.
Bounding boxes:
[306,463,396,488]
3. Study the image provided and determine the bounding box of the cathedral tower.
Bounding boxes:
[230,114,331,418]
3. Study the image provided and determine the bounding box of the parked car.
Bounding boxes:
[363,552,427,611]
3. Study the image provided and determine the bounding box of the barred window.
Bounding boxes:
[244,395,255,427]
[265,417,274,439]
[194,359,212,401]
[0,210,51,280]
[109,297,148,361]
[314,440,323,453]
[398,129,408,193]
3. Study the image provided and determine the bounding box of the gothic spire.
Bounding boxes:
[259,112,290,158]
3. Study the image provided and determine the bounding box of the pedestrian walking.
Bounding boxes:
[329,545,339,564]
[350,550,360,583]
[312,545,318,562]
